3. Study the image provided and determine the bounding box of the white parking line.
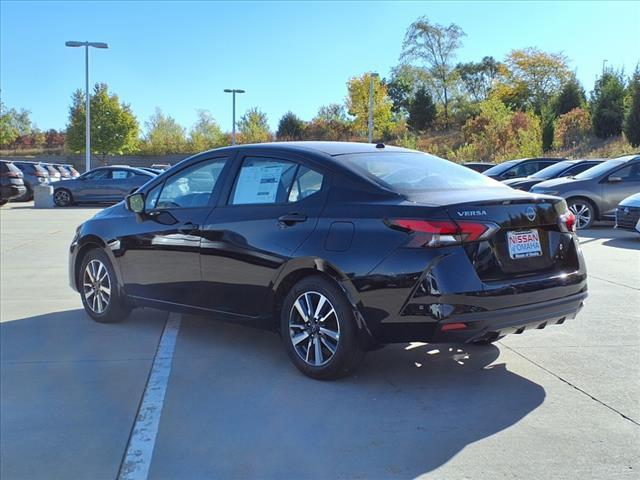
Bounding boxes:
[118,313,181,480]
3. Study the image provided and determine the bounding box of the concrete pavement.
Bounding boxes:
[1,202,638,479]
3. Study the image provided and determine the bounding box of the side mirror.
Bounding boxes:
[126,192,145,213]
[607,175,622,183]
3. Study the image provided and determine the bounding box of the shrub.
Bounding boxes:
[591,72,625,139]
[553,108,592,149]
[624,69,640,147]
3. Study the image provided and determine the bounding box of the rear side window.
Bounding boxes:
[288,166,324,202]
[231,157,298,205]
[154,158,227,209]
[111,170,133,180]
[341,152,499,192]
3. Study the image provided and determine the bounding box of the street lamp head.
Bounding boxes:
[89,42,109,49]
[224,89,245,94]
[371,72,379,78]
[65,41,84,47]
[65,41,108,49]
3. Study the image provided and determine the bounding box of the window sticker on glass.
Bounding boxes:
[112,170,129,179]
[234,165,284,204]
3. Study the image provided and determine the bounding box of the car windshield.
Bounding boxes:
[482,160,519,176]
[573,159,625,180]
[341,152,500,192]
[531,161,574,180]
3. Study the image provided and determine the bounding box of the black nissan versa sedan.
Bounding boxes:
[69,142,587,379]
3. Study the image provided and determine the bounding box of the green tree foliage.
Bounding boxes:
[407,87,437,133]
[456,56,501,102]
[238,107,271,144]
[276,111,306,140]
[66,84,139,161]
[305,104,352,140]
[591,71,626,139]
[0,102,32,147]
[346,73,394,139]
[554,76,586,116]
[188,110,224,151]
[541,104,556,152]
[386,64,432,115]
[623,68,640,147]
[401,16,465,128]
[553,108,592,149]
[141,108,187,155]
[497,48,572,113]
[461,96,542,161]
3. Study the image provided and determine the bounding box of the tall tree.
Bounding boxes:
[500,47,572,113]
[276,111,305,140]
[188,109,223,151]
[400,16,466,128]
[66,84,139,162]
[306,104,352,140]
[591,71,626,139]
[407,86,436,133]
[238,107,271,143]
[456,56,501,102]
[386,64,432,115]
[624,67,640,147]
[554,76,586,116]
[346,73,394,138]
[0,102,32,148]
[142,108,187,154]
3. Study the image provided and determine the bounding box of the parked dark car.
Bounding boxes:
[462,162,495,173]
[138,167,164,175]
[614,193,640,233]
[531,155,640,229]
[11,161,50,200]
[53,166,156,207]
[483,157,566,180]
[503,159,604,191]
[69,142,587,379]
[0,160,27,205]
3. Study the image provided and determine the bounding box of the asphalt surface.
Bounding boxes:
[1,202,639,479]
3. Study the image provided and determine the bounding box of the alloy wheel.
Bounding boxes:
[569,202,592,229]
[83,259,111,314]
[54,190,70,206]
[289,291,340,367]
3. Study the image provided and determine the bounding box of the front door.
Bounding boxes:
[117,157,230,306]
[600,162,640,216]
[199,154,329,317]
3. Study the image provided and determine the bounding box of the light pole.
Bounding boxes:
[224,89,245,145]
[602,59,608,75]
[368,72,379,143]
[65,41,109,172]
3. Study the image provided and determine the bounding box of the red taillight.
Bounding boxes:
[560,210,576,233]
[0,172,22,178]
[386,219,495,247]
[441,322,467,332]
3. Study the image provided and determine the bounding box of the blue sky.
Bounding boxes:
[1,1,639,133]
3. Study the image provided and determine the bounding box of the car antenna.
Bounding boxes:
[375,143,385,149]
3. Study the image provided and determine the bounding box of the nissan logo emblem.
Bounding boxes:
[526,206,536,221]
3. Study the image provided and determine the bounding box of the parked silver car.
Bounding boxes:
[615,193,640,234]
[531,155,640,229]
[53,166,156,207]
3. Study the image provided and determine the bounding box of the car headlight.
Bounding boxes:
[534,189,559,195]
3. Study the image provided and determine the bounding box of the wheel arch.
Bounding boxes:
[269,257,375,345]
[74,236,125,295]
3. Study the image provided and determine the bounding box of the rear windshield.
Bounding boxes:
[1,162,21,174]
[531,161,574,180]
[482,160,519,176]
[340,152,500,192]
[573,159,624,180]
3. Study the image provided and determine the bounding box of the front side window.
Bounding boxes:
[84,169,111,180]
[511,162,540,178]
[153,158,227,209]
[610,163,640,181]
[231,157,298,205]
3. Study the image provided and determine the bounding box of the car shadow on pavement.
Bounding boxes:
[151,315,546,479]
[579,226,640,250]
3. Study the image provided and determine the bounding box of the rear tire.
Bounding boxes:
[79,249,131,323]
[280,275,364,380]
[568,198,595,229]
[471,335,505,346]
[54,188,73,207]
[0,199,7,206]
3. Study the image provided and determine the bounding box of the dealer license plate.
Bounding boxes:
[507,229,542,259]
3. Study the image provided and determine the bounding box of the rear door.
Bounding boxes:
[199,152,329,317]
[600,161,640,215]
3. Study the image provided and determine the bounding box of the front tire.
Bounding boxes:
[54,188,73,207]
[79,249,131,323]
[280,275,364,380]
[568,198,595,229]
